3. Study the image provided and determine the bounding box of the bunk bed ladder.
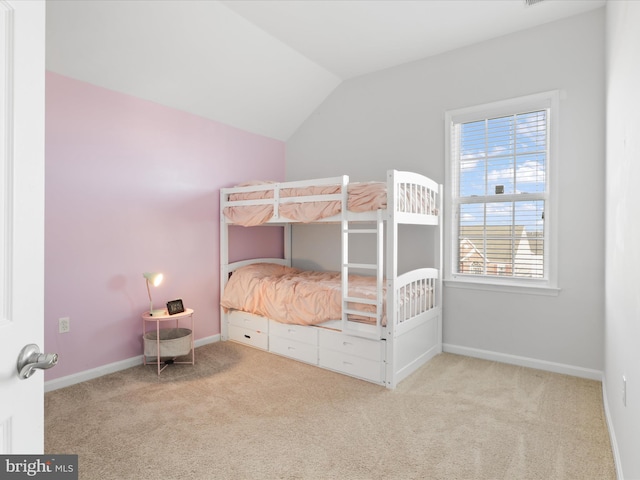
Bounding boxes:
[341,208,384,340]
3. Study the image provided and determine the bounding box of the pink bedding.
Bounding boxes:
[220,263,384,326]
[223,182,387,227]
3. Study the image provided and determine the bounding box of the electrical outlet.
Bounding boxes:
[623,375,627,407]
[59,317,70,334]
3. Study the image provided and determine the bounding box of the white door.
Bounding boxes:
[0,0,47,454]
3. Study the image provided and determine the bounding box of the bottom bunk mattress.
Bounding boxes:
[221,262,435,327]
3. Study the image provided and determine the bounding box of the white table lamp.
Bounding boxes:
[143,272,164,316]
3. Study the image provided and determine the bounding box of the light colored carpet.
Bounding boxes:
[45,342,615,480]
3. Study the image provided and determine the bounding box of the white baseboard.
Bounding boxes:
[45,335,220,392]
[194,335,219,348]
[601,378,624,480]
[442,343,603,381]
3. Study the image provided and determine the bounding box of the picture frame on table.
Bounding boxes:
[166,299,185,315]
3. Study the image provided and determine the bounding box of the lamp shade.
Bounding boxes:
[143,272,163,287]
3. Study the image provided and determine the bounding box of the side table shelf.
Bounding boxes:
[142,308,195,375]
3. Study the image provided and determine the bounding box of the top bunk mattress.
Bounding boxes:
[221,171,440,227]
[222,181,387,226]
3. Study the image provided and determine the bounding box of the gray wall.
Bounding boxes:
[287,10,605,374]
[605,2,640,478]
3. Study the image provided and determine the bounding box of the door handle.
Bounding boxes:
[16,344,58,380]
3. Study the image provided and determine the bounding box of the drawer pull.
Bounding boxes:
[343,361,353,366]
[244,334,251,339]
[287,346,295,351]
[343,341,352,346]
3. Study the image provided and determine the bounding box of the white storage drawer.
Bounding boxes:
[228,311,269,333]
[319,349,384,383]
[228,324,268,350]
[269,320,318,345]
[318,329,384,362]
[270,335,318,365]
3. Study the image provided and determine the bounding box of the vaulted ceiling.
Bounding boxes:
[46,0,606,140]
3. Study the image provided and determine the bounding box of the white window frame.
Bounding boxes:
[444,91,560,296]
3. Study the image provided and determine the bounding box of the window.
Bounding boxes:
[445,92,559,293]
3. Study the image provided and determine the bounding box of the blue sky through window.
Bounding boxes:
[458,110,546,233]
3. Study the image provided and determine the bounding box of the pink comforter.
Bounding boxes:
[223,182,387,227]
[220,263,384,326]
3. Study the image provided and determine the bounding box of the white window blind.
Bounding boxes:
[451,109,548,280]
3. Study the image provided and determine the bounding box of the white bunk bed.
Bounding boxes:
[219,170,442,389]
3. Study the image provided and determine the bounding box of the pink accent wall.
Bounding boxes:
[44,72,285,380]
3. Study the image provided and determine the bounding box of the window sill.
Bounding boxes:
[444,279,561,297]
